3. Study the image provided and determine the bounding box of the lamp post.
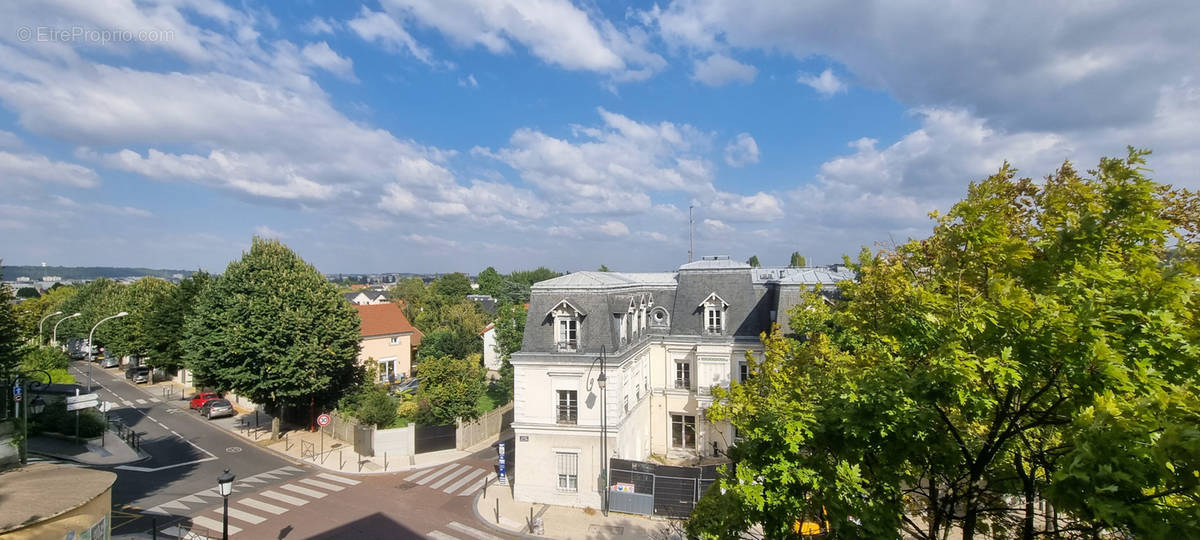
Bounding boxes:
[14,368,52,466]
[218,468,235,540]
[38,311,62,346]
[87,312,128,392]
[51,312,81,348]
[596,347,608,517]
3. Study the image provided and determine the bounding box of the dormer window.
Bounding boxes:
[548,299,584,352]
[700,293,728,335]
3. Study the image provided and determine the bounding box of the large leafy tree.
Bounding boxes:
[789,252,806,267]
[55,278,127,346]
[107,277,174,359]
[14,284,77,343]
[747,255,761,267]
[388,276,428,322]
[476,266,504,298]
[492,301,526,403]
[430,272,472,301]
[182,238,362,437]
[695,150,1200,539]
[144,271,210,369]
[416,353,486,425]
[0,267,26,374]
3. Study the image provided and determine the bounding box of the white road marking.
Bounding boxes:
[238,497,287,515]
[443,468,487,494]
[458,473,497,496]
[427,532,463,540]
[415,464,460,485]
[116,456,219,472]
[428,466,472,490]
[225,507,266,524]
[136,399,148,404]
[316,472,360,485]
[404,466,442,482]
[279,483,326,498]
[190,515,239,535]
[260,490,309,506]
[298,477,344,491]
[447,521,502,540]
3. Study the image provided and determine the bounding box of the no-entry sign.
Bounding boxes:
[317,413,331,427]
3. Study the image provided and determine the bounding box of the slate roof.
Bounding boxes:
[518,261,856,356]
[354,303,423,345]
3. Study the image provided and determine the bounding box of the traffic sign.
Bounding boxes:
[317,414,331,427]
[67,399,99,412]
[67,393,99,404]
[12,383,22,402]
[98,401,113,413]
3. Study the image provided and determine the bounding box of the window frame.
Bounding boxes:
[556,317,579,352]
[671,414,697,449]
[556,451,579,492]
[556,389,578,425]
[674,360,691,390]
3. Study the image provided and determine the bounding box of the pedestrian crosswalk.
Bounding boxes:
[145,466,366,539]
[404,463,495,496]
[425,521,505,540]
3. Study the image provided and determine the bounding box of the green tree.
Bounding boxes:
[789,252,806,267]
[746,255,761,267]
[476,267,504,297]
[493,301,527,403]
[416,353,486,424]
[182,237,362,438]
[431,272,472,301]
[694,150,1200,539]
[15,287,39,299]
[108,277,174,359]
[388,276,428,322]
[14,284,76,343]
[355,387,399,428]
[0,267,26,374]
[417,329,476,363]
[597,264,611,272]
[507,267,561,287]
[144,271,210,370]
[55,278,127,346]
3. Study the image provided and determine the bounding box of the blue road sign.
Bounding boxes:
[12,383,22,402]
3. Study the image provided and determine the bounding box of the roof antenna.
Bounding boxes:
[688,205,694,263]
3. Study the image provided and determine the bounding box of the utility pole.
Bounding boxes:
[688,205,694,263]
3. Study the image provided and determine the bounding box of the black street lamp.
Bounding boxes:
[587,346,609,517]
[13,368,52,466]
[217,468,235,540]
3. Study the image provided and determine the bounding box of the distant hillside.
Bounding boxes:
[0,265,194,281]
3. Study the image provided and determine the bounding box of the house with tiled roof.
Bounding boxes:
[354,303,423,384]
[344,289,389,305]
[511,256,855,509]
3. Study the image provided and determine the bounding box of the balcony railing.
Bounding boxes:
[556,409,577,425]
[557,340,578,352]
[674,378,691,390]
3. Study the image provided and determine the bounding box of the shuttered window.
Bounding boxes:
[556,452,578,491]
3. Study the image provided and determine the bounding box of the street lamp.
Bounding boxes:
[587,346,610,517]
[217,468,235,540]
[14,368,52,466]
[87,312,128,392]
[51,312,81,347]
[38,311,62,346]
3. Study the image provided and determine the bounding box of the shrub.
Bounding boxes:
[396,399,419,419]
[356,388,398,428]
[30,400,106,439]
[23,346,69,373]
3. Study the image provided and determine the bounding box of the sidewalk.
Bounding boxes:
[147,377,485,475]
[29,431,145,466]
[473,481,675,539]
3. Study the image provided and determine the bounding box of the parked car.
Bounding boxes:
[189,392,222,410]
[199,399,235,420]
[389,377,420,396]
[127,366,150,384]
[101,355,120,368]
[67,338,86,359]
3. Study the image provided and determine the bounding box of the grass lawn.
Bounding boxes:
[475,385,508,415]
[34,368,76,385]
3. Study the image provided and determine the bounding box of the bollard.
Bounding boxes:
[495,499,500,523]
[152,518,157,540]
[339,449,344,469]
[384,451,388,471]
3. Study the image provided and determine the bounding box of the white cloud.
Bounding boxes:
[599,220,630,237]
[0,150,99,188]
[50,195,151,217]
[303,17,338,35]
[723,133,759,166]
[709,191,782,221]
[692,54,757,86]
[366,0,665,81]
[703,218,733,233]
[301,42,357,81]
[798,69,846,96]
[458,74,479,88]
[652,1,1200,132]
[348,7,434,64]
[254,225,286,239]
[478,108,714,214]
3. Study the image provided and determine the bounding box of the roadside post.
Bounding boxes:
[317,413,331,462]
[498,441,508,486]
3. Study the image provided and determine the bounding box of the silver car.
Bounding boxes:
[200,399,235,419]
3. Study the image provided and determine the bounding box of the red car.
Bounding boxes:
[189,392,222,410]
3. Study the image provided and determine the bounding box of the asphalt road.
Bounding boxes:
[67,360,300,535]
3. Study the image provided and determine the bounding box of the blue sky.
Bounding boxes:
[1,1,1197,274]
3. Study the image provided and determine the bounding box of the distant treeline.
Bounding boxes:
[1,265,194,281]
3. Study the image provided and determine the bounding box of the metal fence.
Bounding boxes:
[608,458,722,518]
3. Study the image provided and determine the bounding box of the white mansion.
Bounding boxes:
[511,256,854,509]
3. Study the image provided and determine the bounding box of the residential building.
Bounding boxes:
[480,322,501,377]
[467,294,498,315]
[510,256,853,509]
[344,290,389,305]
[354,303,423,384]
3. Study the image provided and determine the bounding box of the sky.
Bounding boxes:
[1,1,1198,275]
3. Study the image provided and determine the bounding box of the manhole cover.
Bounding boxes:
[395,481,418,491]
[226,446,242,453]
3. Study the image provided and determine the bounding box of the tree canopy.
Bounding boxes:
[416,353,486,425]
[144,271,210,369]
[693,150,1200,539]
[0,268,26,375]
[747,255,761,267]
[182,237,362,436]
[789,252,806,267]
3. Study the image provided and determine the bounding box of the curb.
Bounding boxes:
[28,445,152,467]
[472,489,539,539]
